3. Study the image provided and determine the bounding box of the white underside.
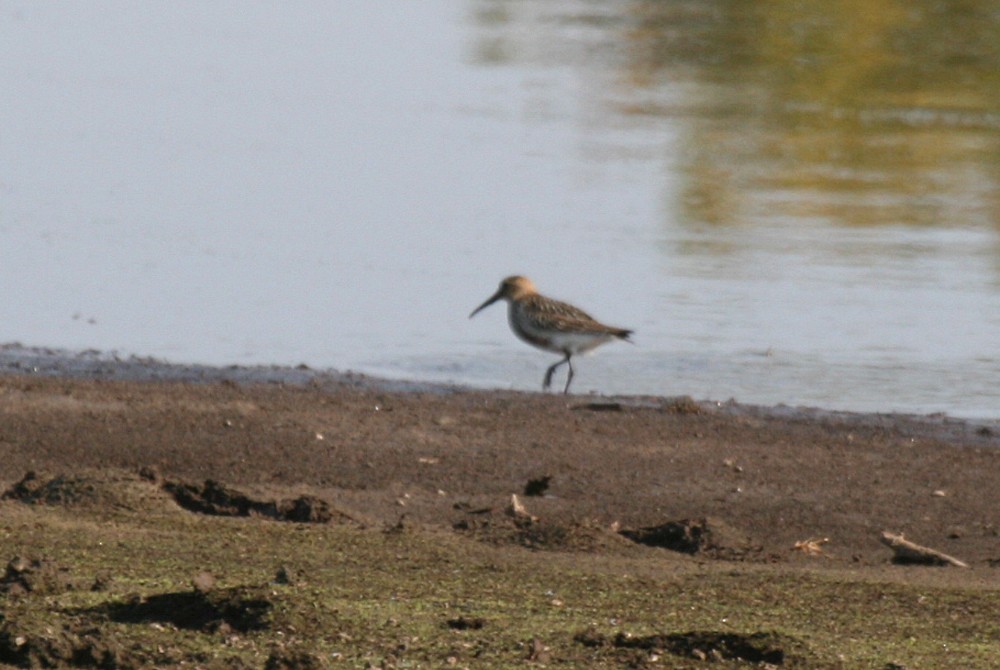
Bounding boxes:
[543,331,615,355]
[508,305,615,355]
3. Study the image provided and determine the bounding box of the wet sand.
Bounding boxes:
[4,346,1000,668]
[2,344,999,569]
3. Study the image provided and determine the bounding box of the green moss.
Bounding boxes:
[1,497,999,669]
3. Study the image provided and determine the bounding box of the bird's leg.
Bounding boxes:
[563,356,575,395]
[543,354,570,391]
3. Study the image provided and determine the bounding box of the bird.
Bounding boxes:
[469,275,633,394]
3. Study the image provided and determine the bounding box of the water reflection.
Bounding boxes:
[470,0,1000,230]
[462,0,1000,415]
[4,3,998,416]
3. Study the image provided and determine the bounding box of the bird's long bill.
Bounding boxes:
[469,289,503,318]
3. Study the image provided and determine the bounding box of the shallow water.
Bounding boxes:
[2,2,999,417]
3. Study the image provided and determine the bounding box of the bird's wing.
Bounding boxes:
[522,296,622,335]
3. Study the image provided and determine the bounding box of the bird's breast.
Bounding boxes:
[507,304,560,352]
[507,302,614,354]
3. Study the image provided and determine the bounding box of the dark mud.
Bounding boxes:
[2,349,1000,668]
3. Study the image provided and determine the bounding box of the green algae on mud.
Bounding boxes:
[3,372,1000,669]
[1,472,999,669]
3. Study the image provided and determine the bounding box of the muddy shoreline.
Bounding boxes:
[2,342,1000,566]
[3,342,997,446]
[3,344,1000,668]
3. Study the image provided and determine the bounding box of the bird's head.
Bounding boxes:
[469,275,537,318]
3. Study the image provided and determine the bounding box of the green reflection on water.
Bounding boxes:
[469,0,1000,230]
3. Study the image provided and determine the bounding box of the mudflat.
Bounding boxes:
[1,371,999,669]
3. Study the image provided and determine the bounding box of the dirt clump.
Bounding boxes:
[1,556,80,598]
[162,479,341,523]
[446,615,486,630]
[2,470,175,514]
[577,628,837,668]
[619,517,764,560]
[3,469,350,525]
[452,503,632,553]
[523,475,551,496]
[264,649,330,670]
[98,583,276,632]
[0,622,138,670]
[3,472,99,506]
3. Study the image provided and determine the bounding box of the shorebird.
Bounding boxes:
[469,275,633,394]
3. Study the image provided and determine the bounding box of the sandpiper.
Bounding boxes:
[469,275,633,394]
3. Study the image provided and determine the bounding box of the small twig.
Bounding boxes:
[507,494,537,522]
[879,531,969,568]
[791,537,830,556]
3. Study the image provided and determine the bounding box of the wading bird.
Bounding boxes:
[470,275,633,394]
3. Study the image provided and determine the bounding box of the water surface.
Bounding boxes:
[2,1,999,417]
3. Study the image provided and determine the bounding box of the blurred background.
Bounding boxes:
[2,1,999,416]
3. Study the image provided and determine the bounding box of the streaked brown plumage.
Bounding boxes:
[469,275,633,394]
